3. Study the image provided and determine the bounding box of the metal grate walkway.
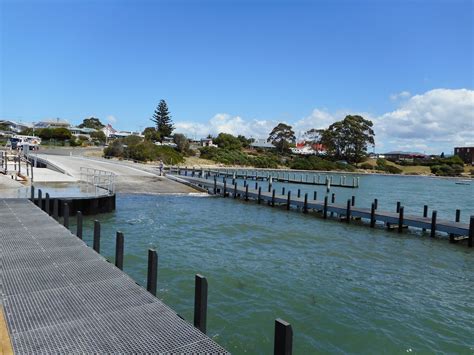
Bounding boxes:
[0,199,228,354]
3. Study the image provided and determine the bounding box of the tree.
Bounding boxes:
[237,135,254,148]
[267,123,296,152]
[173,133,190,153]
[151,100,174,139]
[318,115,375,163]
[213,133,242,150]
[79,117,105,130]
[143,127,160,142]
[90,130,106,144]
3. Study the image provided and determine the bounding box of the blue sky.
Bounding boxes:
[1,0,473,152]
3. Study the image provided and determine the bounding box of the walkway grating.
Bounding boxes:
[0,198,228,354]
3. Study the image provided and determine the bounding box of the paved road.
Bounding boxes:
[36,154,198,194]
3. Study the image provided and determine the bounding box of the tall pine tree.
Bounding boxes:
[151,100,174,138]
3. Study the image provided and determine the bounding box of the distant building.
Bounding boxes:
[383,151,428,162]
[454,146,474,165]
[69,127,97,137]
[35,118,70,129]
[291,141,327,155]
[250,138,274,149]
[200,138,218,147]
[0,119,32,133]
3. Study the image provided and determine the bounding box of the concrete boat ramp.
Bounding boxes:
[0,198,228,353]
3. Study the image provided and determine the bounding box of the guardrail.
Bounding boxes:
[79,167,116,195]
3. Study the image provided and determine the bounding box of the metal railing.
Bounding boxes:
[79,167,116,195]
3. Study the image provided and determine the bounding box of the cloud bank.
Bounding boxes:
[174,88,474,153]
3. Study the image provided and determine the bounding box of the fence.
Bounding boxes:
[79,167,116,195]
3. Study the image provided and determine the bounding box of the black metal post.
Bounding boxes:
[469,216,473,248]
[286,191,291,210]
[297,189,301,198]
[76,211,83,239]
[313,191,317,200]
[423,205,428,232]
[430,210,437,238]
[396,201,401,213]
[258,187,262,204]
[53,198,58,220]
[370,202,376,228]
[245,184,249,201]
[115,231,124,270]
[398,206,404,233]
[45,193,50,215]
[282,187,285,195]
[38,189,42,209]
[93,220,100,253]
[274,318,293,355]
[346,199,351,223]
[374,198,378,210]
[147,249,158,295]
[234,183,237,199]
[272,189,275,207]
[331,193,335,203]
[323,196,328,219]
[194,274,208,334]
[30,185,35,202]
[63,202,69,229]
[303,193,308,214]
[351,195,355,206]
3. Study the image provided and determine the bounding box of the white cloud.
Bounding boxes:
[375,88,474,153]
[174,88,474,154]
[390,91,411,101]
[175,113,276,139]
[106,115,117,124]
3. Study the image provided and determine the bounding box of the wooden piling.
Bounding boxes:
[282,187,285,195]
[274,318,293,355]
[374,198,378,210]
[63,203,69,229]
[297,189,301,198]
[115,231,124,270]
[147,249,158,296]
[370,203,375,228]
[93,220,100,252]
[234,183,237,199]
[331,193,335,203]
[430,210,437,238]
[398,206,404,233]
[194,274,208,334]
[76,211,83,239]
[223,178,227,197]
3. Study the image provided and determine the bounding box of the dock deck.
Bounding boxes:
[175,175,473,243]
[0,198,228,353]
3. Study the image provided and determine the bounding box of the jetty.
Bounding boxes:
[167,166,360,188]
[0,198,228,353]
[171,175,473,247]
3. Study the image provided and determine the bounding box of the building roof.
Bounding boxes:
[383,151,427,156]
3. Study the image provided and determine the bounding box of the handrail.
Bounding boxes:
[79,167,116,195]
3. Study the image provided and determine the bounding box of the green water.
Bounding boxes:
[72,175,473,354]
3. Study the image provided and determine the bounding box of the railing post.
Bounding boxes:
[370,202,376,228]
[76,211,83,239]
[93,220,101,252]
[63,202,69,229]
[398,206,404,233]
[430,210,437,238]
[274,318,293,355]
[286,191,291,210]
[115,231,124,269]
[147,249,158,295]
[194,274,208,334]
[45,193,50,215]
[303,193,308,214]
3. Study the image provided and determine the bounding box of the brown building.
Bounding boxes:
[454,146,474,165]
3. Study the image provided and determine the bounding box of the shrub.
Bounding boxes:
[384,165,403,174]
[289,156,355,171]
[360,162,373,170]
[431,164,463,176]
